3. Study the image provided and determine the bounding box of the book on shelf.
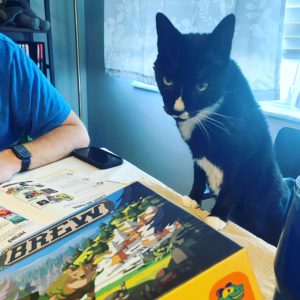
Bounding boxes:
[17,41,47,76]
[0,156,262,299]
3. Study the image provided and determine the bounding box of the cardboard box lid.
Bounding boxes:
[0,181,244,299]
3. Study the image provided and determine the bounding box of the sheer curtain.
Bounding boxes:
[104,0,285,100]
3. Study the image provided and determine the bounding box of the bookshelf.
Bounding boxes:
[0,0,55,85]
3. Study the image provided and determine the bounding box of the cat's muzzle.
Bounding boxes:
[164,106,190,120]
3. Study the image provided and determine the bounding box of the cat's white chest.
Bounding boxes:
[178,119,196,141]
[196,157,223,195]
[176,99,223,141]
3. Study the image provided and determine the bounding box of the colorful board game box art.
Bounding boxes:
[0,182,262,299]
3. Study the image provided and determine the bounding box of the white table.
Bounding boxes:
[10,154,275,299]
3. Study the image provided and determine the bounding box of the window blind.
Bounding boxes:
[283,0,300,59]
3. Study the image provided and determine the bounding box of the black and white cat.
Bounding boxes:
[154,13,290,246]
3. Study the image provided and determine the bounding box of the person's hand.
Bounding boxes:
[0,149,21,184]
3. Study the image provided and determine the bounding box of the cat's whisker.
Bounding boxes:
[203,114,229,127]
[196,114,232,136]
[194,114,214,150]
[193,109,230,129]
[210,111,242,121]
[192,116,212,150]
[207,111,244,127]
[193,117,208,138]
[205,118,232,136]
[205,119,231,134]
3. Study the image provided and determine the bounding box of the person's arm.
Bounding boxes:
[0,111,90,183]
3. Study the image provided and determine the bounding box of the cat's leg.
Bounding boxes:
[189,163,207,205]
[210,188,237,220]
[183,164,207,209]
[205,186,238,231]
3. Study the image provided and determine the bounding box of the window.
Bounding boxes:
[281,0,300,109]
[104,1,300,120]
[261,0,300,121]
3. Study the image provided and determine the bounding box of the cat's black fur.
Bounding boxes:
[154,13,290,246]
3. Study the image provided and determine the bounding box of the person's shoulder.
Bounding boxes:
[0,33,21,55]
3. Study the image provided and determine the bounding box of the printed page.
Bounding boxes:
[0,204,41,251]
[0,156,125,226]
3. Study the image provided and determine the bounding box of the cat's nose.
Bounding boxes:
[164,106,189,120]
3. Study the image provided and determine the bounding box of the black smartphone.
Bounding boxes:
[72,146,123,169]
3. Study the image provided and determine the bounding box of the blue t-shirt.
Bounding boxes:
[0,33,71,151]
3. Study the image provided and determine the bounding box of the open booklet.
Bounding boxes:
[0,155,128,253]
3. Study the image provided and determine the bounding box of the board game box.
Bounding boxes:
[0,181,262,299]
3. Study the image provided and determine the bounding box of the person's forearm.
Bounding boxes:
[24,122,90,170]
[0,112,90,183]
[0,149,23,183]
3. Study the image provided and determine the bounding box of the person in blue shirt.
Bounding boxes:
[0,33,90,183]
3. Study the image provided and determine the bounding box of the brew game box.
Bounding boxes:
[0,178,262,299]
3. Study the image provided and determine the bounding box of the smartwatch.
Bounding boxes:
[11,144,31,172]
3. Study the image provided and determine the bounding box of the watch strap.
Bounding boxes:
[11,144,31,172]
[20,156,31,172]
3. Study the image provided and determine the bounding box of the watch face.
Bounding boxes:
[13,144,31,159]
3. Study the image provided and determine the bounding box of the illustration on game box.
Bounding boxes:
[0,182,245,299]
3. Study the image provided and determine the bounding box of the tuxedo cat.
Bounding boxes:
[154,13,290,246]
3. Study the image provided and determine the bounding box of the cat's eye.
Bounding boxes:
[163,76,174,86]
[196,82,208,92]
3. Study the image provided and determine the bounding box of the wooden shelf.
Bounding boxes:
[0,26,48,34]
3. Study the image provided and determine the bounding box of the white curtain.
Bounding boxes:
[104,0,285,100]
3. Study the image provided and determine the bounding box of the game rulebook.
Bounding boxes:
[0,178,262,299]
[0,156,124,254]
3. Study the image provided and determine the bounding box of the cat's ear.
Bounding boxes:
[211,14,235,60]
[156,13,181,54]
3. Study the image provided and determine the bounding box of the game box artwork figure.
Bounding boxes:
[0,182,262,299]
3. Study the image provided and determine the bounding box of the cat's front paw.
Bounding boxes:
[205,216,227,231]
[182,195,199,209]
[189,191,204,203]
